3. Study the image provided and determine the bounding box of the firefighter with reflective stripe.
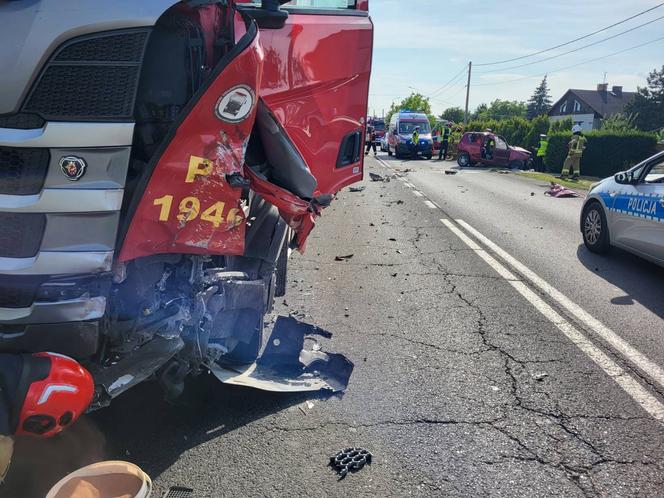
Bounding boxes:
[562,125,587,179]
[535,134,548,172]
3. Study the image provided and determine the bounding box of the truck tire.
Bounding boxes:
[582,201,610,254]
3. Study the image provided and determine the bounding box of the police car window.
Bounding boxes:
[645,159,664,183]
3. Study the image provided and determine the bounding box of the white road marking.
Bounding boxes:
[441,218,664,423]
[413,191,423,197]
[424,200,438,209]
[455,219,664,391]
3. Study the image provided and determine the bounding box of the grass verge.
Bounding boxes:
[516,171,599,191]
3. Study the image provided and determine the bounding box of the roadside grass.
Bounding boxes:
[516,171,599,190]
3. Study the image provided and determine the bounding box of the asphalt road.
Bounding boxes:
[3,154,664,497]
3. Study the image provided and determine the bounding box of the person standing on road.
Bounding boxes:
[411,126,420,159]
[535,133,548,172]
[438,122,452,161]
[365,125,377,156]
[561,125,587,179]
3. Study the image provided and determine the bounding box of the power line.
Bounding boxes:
[429,65,468,97]
[475,2,664,66]
[478,13,664,74]
[471,34,664,88]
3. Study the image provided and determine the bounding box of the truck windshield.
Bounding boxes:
[399,122,430,134]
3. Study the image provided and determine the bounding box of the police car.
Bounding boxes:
[581,151,664,267]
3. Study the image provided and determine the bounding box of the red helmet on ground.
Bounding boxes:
[15,353,94,438]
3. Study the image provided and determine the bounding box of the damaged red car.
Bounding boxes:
[0,0,373,425]
[456,131,531,169]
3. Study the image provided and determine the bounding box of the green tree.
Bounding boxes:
[473,99,527,120]
[526,76,552,119]
[549,117,574,133]
[601,113,638,133]
[441,107,465,123]
[624,65,664,132]
[385,92,432,125]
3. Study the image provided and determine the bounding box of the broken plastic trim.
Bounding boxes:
[209,316,353,393]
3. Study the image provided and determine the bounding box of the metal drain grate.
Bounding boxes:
[163,486,194,498]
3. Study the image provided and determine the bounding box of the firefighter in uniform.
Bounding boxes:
[535,134,548,172]
[561,125,587,179]
[411,126,420,158]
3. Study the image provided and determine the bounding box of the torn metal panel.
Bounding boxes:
[209,316,353,393]
[244,167,317,251]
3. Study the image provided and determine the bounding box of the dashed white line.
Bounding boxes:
[424,200,438,209]
[455,219,664,391]
[441,218,664,423]
[413,191,423,197]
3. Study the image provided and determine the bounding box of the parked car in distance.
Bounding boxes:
[381,135,389,152]
[581,151,664,267]
[456,131,531,168]
[388,111,433,159]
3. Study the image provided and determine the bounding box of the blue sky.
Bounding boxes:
[367,0,664,117]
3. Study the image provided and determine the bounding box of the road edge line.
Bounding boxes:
[441,218,664,423]
[455,218,664,391]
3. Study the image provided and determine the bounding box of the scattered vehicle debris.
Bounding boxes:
[349,186,366,193]
[335,254,355,261]
[533,372,549,382]
[210,316,353,393]
[329,448,372,479]
[545,183,580,198]
[445,170,458,175]
[369,173,384,182]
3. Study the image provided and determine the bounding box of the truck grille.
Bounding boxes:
[0,277,43,308]
[0,213,46,258]
[23,29,150,121]
[0,113,45,129]
[0,147,49,195]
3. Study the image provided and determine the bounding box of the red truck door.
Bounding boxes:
[243,0,374,196]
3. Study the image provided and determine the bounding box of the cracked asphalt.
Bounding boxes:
[4,155,664,497]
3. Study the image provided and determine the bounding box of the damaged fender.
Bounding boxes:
[120,17,264,261]
[209,316,353,393]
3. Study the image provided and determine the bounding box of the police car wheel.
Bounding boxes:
[582,202,610,254]
[458,152,470,167]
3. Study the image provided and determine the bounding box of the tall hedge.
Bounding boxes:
[545,131,657,177]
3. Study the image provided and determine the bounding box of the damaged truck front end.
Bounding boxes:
[0,0,372,409]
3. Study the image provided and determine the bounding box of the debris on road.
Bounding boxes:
[349,186,366,193]
[335,254,355,261]
[544,182,580,198]
[498,170,510,175]
[329,448,372,479]
[533,372,549,382]
[369,173,384,182]
[445,170,458,175]
[210,316,353,393]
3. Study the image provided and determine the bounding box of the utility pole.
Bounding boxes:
[464,61,472,126]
